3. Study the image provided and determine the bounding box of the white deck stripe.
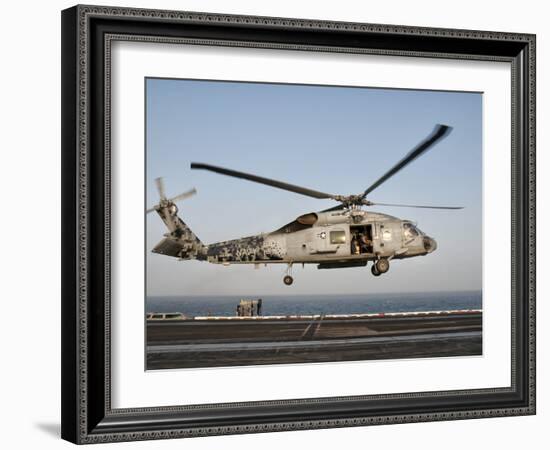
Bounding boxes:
[148,331,481,353]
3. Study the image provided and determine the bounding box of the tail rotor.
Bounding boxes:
[147,177,197,214]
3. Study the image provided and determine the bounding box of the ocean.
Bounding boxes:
[146,290,482,317]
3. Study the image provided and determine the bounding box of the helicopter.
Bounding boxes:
[147,124,463,285]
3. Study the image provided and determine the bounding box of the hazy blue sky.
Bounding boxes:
[146,78,482,296]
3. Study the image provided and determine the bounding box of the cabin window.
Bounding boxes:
[330,230,346,244]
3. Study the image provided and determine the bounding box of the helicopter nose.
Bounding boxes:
[423,236,437,253]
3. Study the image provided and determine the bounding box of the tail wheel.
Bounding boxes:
[371,265,381,277]
[375,258,390,274]
[283,275,294,285]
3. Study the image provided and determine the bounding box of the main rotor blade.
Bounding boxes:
[361,124,452,198]
[155,177,166,200]
[169,188,197,203]
[368,201,463,210]
[321,203,347,213]
[191,162,335,200]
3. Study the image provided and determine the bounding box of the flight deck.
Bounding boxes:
[146,310,482,370]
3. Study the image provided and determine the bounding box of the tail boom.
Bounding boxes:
[152,203,206,260]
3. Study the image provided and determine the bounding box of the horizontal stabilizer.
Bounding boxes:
[152,238,187,258]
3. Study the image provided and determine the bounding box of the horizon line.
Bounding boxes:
[147,289,482,298]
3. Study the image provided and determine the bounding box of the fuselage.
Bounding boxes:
[203,209,437,267]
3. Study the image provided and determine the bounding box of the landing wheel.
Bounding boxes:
[371,265,381,277]
[283,275,294,285]
[375,258,390,274]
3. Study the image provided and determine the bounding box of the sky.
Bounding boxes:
[145,78,482,296]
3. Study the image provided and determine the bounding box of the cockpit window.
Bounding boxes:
[403,222,421,239]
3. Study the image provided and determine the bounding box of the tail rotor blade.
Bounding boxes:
[155,177,166,200]
[170,188,197,203]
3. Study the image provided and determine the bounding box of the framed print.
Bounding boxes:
[61,4,536,444]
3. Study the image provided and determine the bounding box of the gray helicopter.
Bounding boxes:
[147,124,462,285]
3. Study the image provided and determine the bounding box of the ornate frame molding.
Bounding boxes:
[61,5,535,444]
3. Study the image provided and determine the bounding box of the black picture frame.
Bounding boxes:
[61,4,536,444]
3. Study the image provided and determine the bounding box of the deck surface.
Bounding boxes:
[146,311,482,369]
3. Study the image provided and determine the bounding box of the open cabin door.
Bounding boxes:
[350,224,374,255]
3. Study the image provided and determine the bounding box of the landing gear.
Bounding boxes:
[375,258,390,274]
[283,263,294,285]
[371,258,390,277]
